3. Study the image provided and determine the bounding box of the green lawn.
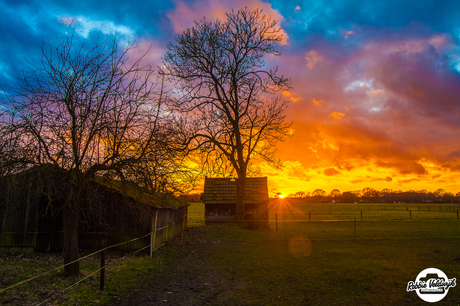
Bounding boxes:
[193,222,460,305]
[2,202,460,305]
[182,201,460,305]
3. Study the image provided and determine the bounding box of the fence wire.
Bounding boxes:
[0,213,187,306]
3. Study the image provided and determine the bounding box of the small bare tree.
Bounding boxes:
[161,8,291,220]
[1,27,181,276]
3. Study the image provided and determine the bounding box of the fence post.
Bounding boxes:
[100,239,106,290]
[150,210,158,257]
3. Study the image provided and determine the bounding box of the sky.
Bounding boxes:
[1,0,460,196]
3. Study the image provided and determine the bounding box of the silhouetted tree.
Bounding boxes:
[1,27,182,276]
[434,188,446,198]
[329,189,341,198]
[339,191,356,203]
[162,8,291,219]
[294,191,306,198]
[312,189,326,197]
[361,187,379,202]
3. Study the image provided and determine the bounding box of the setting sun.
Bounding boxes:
[279,194,285,199]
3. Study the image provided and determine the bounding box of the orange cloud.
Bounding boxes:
[324,167,341,176]
[283,90,303,102]
[311,98,324,106]
[329,111,345,119]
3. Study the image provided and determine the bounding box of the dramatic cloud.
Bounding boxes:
[2,0,460,195]
[167,0,287,35]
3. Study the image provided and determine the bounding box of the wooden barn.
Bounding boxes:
[0,165,188,253]
[202,177,269,223]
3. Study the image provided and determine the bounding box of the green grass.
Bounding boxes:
[2,202,460,305]
[194,223,460,305]
[0,250,176,305]
[183,201,460,305]
[269,200,460,221]
[188,201,206,227]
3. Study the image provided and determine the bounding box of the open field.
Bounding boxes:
[176,201,460,305]
[188,200,460,229]
[114,221,460,305]
[1,201,460,305]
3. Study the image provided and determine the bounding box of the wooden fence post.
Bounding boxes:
[150,210,158,257]
[100,239,106,290]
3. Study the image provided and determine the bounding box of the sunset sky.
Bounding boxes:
[1,0,460,195]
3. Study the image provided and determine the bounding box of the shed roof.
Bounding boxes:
[0,165,186,210]
[202,177,269,205]
[94,176,187,209]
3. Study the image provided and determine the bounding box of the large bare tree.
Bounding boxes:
[162,8,291,219]
[1,27,181,276]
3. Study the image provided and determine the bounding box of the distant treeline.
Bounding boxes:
[281,188,460,203]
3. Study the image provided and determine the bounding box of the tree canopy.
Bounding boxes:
[161,8,291,218]
[1,27,185,276]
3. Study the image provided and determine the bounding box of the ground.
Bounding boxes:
[3,203,460,305]
[111,219,460,306]
[110,227,232,306]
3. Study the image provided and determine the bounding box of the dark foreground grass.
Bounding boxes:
[1,213,460,305]
[197,223,460,306]
[0,250,174,305]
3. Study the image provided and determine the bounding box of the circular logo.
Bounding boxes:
[408,268,456,303]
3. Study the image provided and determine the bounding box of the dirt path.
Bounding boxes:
[110,227,237,306]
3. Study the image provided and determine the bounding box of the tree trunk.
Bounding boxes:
[235,175,246,220]
[63,199,80,277]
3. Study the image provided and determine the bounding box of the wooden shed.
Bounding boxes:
[0,165,188,253]
[202,177,269,222]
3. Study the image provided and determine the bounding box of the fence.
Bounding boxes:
[0,205,188,253]
[188,202,460,226]
[0,212,187,305]
[187,202,460,242]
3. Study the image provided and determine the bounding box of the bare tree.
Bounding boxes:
[161,8,291,219]
[329,189,341,198]
[1,27,181,276]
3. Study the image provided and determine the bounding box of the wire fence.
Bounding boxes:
[0,213,187,305]
[2,202,458,304]
[187,202,460,226]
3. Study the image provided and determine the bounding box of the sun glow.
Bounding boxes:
[279,194,285,199]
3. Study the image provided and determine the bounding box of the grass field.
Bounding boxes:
[182,200,460,305]
[1,201,459,305]
[192,224,460,305]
